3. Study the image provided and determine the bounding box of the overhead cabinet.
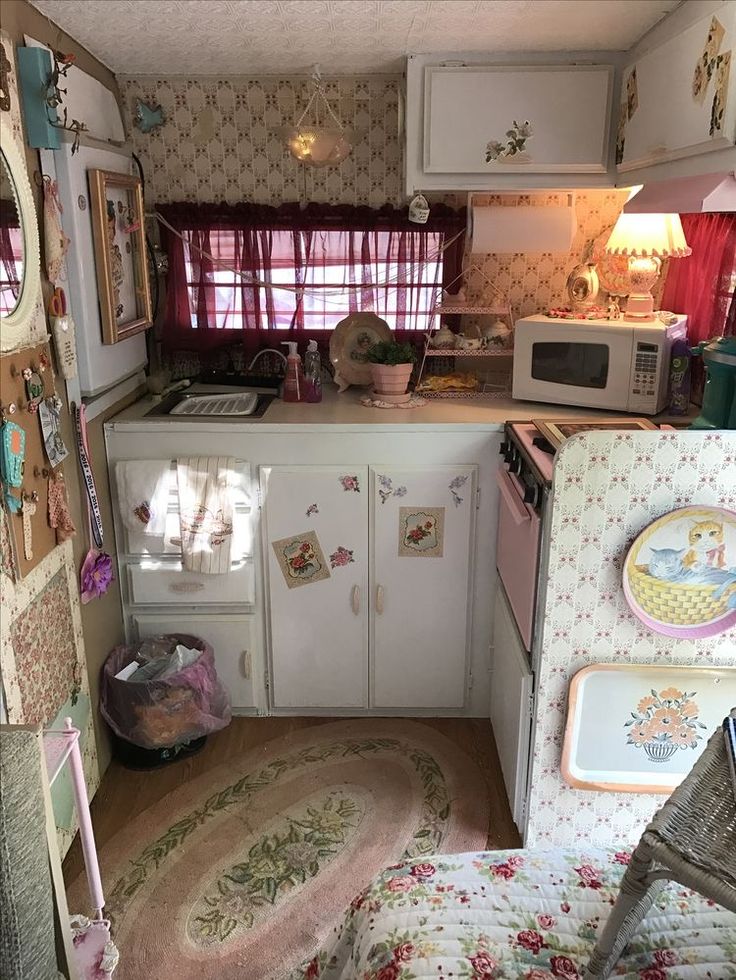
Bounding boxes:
[406,59,614,190]
[617,6,736,174]
[263,464,477,711]
[424,66,612,175]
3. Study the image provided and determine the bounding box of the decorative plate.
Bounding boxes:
[329,312,392,391]
[623,505,736,639]
[561,663,736,793]
[590,227,631,296]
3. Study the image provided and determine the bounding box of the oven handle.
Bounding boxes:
[496,467,531,525]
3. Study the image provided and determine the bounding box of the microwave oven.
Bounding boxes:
[512,314,687,415]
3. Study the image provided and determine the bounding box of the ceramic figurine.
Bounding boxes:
[429,323,456,349]
[134,99,165,133]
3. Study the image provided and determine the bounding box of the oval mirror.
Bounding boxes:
[0,115,41,352]
[0,148,25,317]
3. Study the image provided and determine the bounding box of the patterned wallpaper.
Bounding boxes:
[118,74,404,207]
[527,430,736,849]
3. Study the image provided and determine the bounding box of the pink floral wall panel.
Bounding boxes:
[9,568,78,725]
[527,430,736,849]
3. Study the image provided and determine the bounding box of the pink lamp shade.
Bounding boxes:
[605,212,692,258]
[604,213,691,320]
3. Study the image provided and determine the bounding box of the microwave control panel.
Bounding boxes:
[629,341,662,412]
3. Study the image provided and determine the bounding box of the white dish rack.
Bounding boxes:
[169,392,260,417]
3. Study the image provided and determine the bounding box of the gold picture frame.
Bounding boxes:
[532,416,657,451]
[88,169,152,344]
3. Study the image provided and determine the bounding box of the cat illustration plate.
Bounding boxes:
[623,506,736,638]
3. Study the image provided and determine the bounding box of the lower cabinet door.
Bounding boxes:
[371,465,476,709]
[490,586,533,834]
[262,466,369,709]
[131,613,257,710]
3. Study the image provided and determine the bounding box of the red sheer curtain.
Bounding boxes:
[158,202,466,353]
[661,212,736,344]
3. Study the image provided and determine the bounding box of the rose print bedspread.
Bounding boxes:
[299,848,736,980]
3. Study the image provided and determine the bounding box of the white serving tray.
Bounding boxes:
[561,663,736,794]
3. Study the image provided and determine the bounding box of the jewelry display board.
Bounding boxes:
[1,341,64,577]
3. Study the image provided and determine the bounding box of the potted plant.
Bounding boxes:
[366,340,417,398]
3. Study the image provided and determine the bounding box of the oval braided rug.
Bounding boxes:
[68,720,490,979]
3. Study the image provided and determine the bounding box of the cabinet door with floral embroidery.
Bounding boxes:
[262,466,369,708]
[371,465,477,708]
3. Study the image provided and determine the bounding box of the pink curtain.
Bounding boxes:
[159,202,466,353]
[661,213,736,344]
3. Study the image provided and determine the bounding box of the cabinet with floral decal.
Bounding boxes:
[406,59,614,191]
[262,464,477,711]
[616,6,736,176]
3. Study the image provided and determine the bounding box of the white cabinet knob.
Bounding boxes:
[351,585,360,615]
[376,584,384,614]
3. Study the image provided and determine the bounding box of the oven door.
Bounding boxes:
[495,467,540,652]
[512,323,633,411]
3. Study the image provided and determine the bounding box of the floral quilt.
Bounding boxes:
[299,848,736,980]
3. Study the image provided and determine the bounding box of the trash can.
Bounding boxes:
[100,634,231,769]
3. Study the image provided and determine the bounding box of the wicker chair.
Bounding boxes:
[584,723,736,980]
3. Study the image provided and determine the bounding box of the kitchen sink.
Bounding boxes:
[145,385,276,418]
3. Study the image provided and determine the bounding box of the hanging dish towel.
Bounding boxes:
[176,457,235,574]
[115,460,171,535]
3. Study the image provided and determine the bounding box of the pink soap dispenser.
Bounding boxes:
[281,341,304,402]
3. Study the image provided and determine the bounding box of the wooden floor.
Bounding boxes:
[63,716,521,882]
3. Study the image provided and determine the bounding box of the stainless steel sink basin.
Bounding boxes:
[145,385,276,419]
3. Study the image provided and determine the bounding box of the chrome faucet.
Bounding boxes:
[247,348,288,372]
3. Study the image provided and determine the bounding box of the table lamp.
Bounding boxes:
[604,212,691,321]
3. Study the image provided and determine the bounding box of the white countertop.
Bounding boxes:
[106,383,693,432]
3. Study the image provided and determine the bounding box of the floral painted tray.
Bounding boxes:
[561,663,736,793]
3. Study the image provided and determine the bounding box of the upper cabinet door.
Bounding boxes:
[618,7,736,173]
[424,65,613,174]
[371,465,477,709]
[262,466,369,709]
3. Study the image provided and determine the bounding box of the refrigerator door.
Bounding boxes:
[52,140,147,396]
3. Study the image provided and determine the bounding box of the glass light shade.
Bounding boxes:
[280,126,353,168]
[604,212,692,258]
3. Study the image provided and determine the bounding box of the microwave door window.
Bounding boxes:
[530,342,609,389]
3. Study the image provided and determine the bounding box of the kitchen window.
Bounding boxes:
[158,202,466,351]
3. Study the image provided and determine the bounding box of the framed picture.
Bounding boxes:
[623,505,736,639]
[88,169,152,344]
[532,416,657,450]
[561,663,736,793]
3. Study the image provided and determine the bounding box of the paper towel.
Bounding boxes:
[470,204,577,254]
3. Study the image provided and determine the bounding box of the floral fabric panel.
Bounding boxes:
[399,507,444,558]
[298,846,736,980]
[9,568,79,724]
[272,530,330,589]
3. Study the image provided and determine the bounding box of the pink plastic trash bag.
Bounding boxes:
[100,634,231,749]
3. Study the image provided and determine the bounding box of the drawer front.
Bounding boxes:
[130,612,258,710]
[495,467,540,652]
[127,559,255,605]
[119,460,253,558]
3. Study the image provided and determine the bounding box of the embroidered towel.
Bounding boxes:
[176,457,235,574]
[115,460,171,535]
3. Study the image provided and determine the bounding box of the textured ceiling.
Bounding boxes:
[28,0,681,75]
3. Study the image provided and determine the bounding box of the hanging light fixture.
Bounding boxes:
[279,67,353,168]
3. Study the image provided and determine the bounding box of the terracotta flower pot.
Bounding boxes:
[370,363,413,395]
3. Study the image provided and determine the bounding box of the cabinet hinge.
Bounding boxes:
[528,691,535,717]
[467,669,473,691]
[476,487,481,510]
[264,670,270,690]
[256,486,263,510]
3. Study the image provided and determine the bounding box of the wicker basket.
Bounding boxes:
[628,565,735,626]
